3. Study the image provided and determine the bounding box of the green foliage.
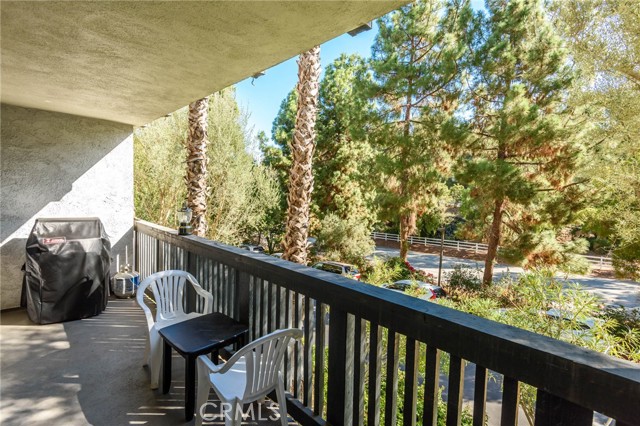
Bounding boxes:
[264,91,297,201]
[134,89,280,245]
[315,213,375,265]
[579,148,640,279]
[362,256,434,286]
[369,331,475,426]
[550,0,640,278]
[442,269,637,425]
[598,305,640,363]
[314,54,378,228]
[451,0,589,282]
[368,0,471,258]
[383,257,418,281]
[500,230,591,275]
[134,110,187,226]
[363,257,404,286]
[444,264,482,294]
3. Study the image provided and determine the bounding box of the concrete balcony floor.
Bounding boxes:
[0,299,293,426]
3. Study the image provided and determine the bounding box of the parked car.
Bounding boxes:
[311,261,361,281]
[545,308,597,330]
[239,244,265,253]
[382,279,446,300]
[364,251,393,265]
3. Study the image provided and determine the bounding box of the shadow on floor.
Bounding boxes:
[0,299,293,426]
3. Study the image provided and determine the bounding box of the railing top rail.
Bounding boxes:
[135,219,640,423]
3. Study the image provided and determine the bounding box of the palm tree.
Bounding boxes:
[283,46,321,264]
[185,96,210,237]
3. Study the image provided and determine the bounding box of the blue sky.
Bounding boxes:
[235,24,378,140]
[235,0,485,142]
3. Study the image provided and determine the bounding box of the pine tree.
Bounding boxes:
[314,54,377,228]
[456,0,585,284]
[264,90,297,197]
[551,0,640,278]
[369,0,471,260]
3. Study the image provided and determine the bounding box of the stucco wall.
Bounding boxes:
[1,104,134,309]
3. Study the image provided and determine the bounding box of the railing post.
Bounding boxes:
[327,307,349,425]
[235,269,250,324]
[534,390,592,426]
[475,243,478,254]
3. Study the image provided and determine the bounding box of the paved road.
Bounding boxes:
[373,246,640,308]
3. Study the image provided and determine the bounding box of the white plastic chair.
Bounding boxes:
[137,270,213,389]
[196,328,303,426]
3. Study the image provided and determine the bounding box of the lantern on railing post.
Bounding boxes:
[177,202,192,236]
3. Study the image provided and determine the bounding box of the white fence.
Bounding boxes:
[371,231,613,267]
[582,255,613,267]
[371,231,488,253]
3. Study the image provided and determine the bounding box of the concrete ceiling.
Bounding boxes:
[1,1,406,126]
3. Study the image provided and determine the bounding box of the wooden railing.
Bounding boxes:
[372,231,614,267]
[135,219,639,426]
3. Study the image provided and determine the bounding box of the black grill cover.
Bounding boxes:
[24,218,111,324]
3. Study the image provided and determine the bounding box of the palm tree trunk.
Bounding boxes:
[186,97,210,237]
[283,46,321,264]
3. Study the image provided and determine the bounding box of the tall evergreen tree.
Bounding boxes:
[369,0,471,260]
[551,0,640,278]
[315,54,377,227]
[456,0,584,284]
[263,91,297,197]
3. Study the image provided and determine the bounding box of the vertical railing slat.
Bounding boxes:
[403,338,419,426]
[384,331,399,426]
[501,376,519,426]
[327,307,348,425]
[285,289,293,392]
[423,346,440,426]
[368,324,383,426]
[314,302,326,417]
[343,314,355,426]
[303,295,312,406]
[353,317,366,426]
[447,355,465,426]
[473,365,488,426]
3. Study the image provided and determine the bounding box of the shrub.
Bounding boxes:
[362,257,403,286]
[598,305,640,362]
[443,269,635,425]
[316,213,375,265]
[443,264,482,299]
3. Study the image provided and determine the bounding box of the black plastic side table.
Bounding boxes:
[158,312,248,421]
